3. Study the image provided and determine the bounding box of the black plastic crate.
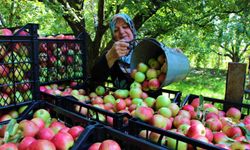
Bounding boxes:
[38,32,87,85]
[77,124,165,150]
[128,118,224,150]
[55,96,130,131]
[182,94,250,117]
[0,100,96,149]
[0,24,40,106]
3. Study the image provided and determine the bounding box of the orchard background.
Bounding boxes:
[0,0,249,100]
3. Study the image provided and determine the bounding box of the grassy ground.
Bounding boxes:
[165,68,227,101]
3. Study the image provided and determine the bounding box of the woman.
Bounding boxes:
[90,13,137,89]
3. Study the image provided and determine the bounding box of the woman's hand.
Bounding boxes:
[106,40,130,68]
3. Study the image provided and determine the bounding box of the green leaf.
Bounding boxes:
[199,95,204,110]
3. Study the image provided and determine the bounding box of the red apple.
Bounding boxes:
[182,104,194,112]
[115,99,126,111]
[148,78,160,91]
[36,127,55,140]
[104,103,114,111]
[88,142,101,150]
[18,136,36,150]
[124,98,132,107]
[150,114,168,129]
[91,96,104,105]
[134,106,154,122]
[141,80,149,91]
[205,127,213,142]
[28,139,56,150]
[0,28,12,35]
[205,118,222,132]
[99,139,121,150]
[243,115,250,125]
[226,107,241,121]
[226,126,243,138]
[168,103,180,117]
[31,117,45,129]
[19,120,39,137]
[0,142,18,150]
[51,132,74,150]
[186,123,206,137]
[49,121,66,134]
[59,127,70,133]
[205,112,219,120]
[177,110,191,119]
[213,132,228,144]
[158,73,166,84]
[68,126,84,140]
[190,98,200,109]
[173,115,190,128]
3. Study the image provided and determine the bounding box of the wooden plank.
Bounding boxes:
[224,62,247,111]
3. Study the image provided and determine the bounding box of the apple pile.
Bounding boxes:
[39,34,83,82]
[130,96,250,150]
[0,108,85,150]
[40,82,89,102]
[131,54,167,91]
[70,84,179,128]
[88,139,121,150]
[0,105,28,123]
[0,29,33,105]
[170,97,250,150]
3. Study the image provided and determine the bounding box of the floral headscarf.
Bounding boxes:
[109,13,137,70]
[110,13,137,40]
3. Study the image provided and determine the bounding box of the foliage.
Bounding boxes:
[0,0,249,70]
[0,0,72,36]
[165,68,227,100]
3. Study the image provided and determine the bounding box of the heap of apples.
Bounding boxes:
[0,28,33,105]
[39,34,83,82]
[136,96,250,150]
[40,82,89,101]
[131,54,167,91]
[88,139,121,150]
[168,97,250,150]
[69,82,178,128]
[0,108,85,150]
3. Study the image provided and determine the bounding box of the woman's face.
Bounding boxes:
[113,18,134,42]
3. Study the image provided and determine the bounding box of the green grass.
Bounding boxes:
[164,68,227,101]
[165,68,250,106]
